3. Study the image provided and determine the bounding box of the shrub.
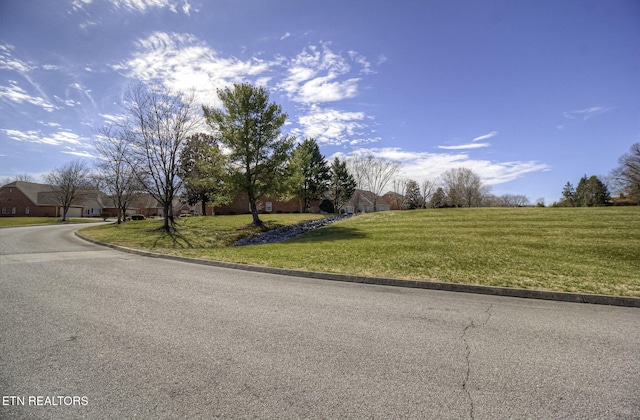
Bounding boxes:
[100,211,111,221]
[131,214,146,221]
[319,199,335,214]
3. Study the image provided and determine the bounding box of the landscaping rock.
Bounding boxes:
[232,214,352,246]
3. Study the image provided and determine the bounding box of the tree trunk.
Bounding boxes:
[162,203,171,232]
[249,199,262,226]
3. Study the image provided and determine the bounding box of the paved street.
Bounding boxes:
[1,224,639,419]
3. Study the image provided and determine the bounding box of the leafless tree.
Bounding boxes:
[44,160,91,221]
[500,194,530,207]
[441,167,488,207]
[94,124,142,223]
[613,143,640,204]
[350,153,400,212]
[420,179,437,208]
[391,177,407,210]
[122,84,201,232]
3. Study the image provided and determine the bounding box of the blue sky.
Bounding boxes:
[1,0,638,204]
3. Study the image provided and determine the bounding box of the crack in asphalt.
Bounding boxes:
[461,304,493,420]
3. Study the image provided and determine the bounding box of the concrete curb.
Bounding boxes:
[76,231,640,308]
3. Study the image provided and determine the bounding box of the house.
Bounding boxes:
[0,181,133,218]
[345,189,392,213]
[212,192,321,215]
[0,181,76,217]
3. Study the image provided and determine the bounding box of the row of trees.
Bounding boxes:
[559,176,610,207]
[32,81,640,228]
[555,143,640,207]
[91,83,361,231]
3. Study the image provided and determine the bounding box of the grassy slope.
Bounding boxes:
[81,208,640,297]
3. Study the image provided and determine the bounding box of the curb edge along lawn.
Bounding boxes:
[76,229,640,308]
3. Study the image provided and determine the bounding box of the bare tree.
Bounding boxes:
[441,168,488,207]
[501,194,530,207]
[351,154,400,212]
[94,124,141,224]
[613,143,640,204]
[122,84,201,232]
[44,160,90,221]
[391,177,407,210]
[420,179,436,208]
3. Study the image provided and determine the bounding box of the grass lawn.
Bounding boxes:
[80,208,640,297]
[0,217,105,228]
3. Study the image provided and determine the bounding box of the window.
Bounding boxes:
[25,207,30,215]
[12,207,16,214]
[265,202,272,212]
[1,207,5,214]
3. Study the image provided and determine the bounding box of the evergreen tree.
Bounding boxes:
[328,157,356,213]
[288,138,331,213]
[403,179,422,209]
[561,182,575,206]
[203,83,294,226]
[575,175,610,206]
[178,133,230,215]
[429,187,447,208]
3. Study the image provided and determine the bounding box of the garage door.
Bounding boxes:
[64,207,83,218]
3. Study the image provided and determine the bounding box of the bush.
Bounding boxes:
[319,199,335,214]
[100,211,111,221]
[131,214,146,221]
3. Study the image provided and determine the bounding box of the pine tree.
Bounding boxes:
[288,138,331,213]
[328,157,356,213]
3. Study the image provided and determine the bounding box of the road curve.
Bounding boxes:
[1,224,639,419]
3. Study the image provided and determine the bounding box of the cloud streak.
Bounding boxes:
[343,147,550,186]
[563,106,614,121]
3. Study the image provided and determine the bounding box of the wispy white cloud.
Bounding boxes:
[0,82,57,112]
[0,44,36,73]
[438,142,490,150]
[280,32,291,41]
[113,32,272,107]
[73,0,193,15]
[562,106,614,121]
[292,105,374,145]
[2,128,89,146]
[338,147,550,186]
[278,43,370,103]
[472,131,498,142]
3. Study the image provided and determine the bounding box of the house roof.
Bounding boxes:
[3,181,56,205]
[2,181,115,208]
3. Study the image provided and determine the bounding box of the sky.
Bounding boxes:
[1,0,638,204]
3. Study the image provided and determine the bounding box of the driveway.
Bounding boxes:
[1,224,639,419]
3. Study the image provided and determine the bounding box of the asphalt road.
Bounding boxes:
[1,224,639,419]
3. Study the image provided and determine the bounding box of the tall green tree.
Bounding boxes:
[575,175,610,206]
[179,133,230,215]
[328,157,356,213]
[203,83,294,226]
[403,179,422,209]
[561,182,575,206]
[429,187,447,208]
[288,138,331,213]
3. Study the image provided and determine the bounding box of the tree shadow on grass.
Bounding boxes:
[284,225,368,244]
[148,229,194,249]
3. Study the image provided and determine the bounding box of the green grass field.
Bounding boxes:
[0,217,103,227]
[80,208,640,297]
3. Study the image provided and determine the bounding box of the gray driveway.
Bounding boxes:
[1,224,639,419]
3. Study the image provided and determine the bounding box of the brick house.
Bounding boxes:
[0,181,126,218]
[212,193,321,215]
